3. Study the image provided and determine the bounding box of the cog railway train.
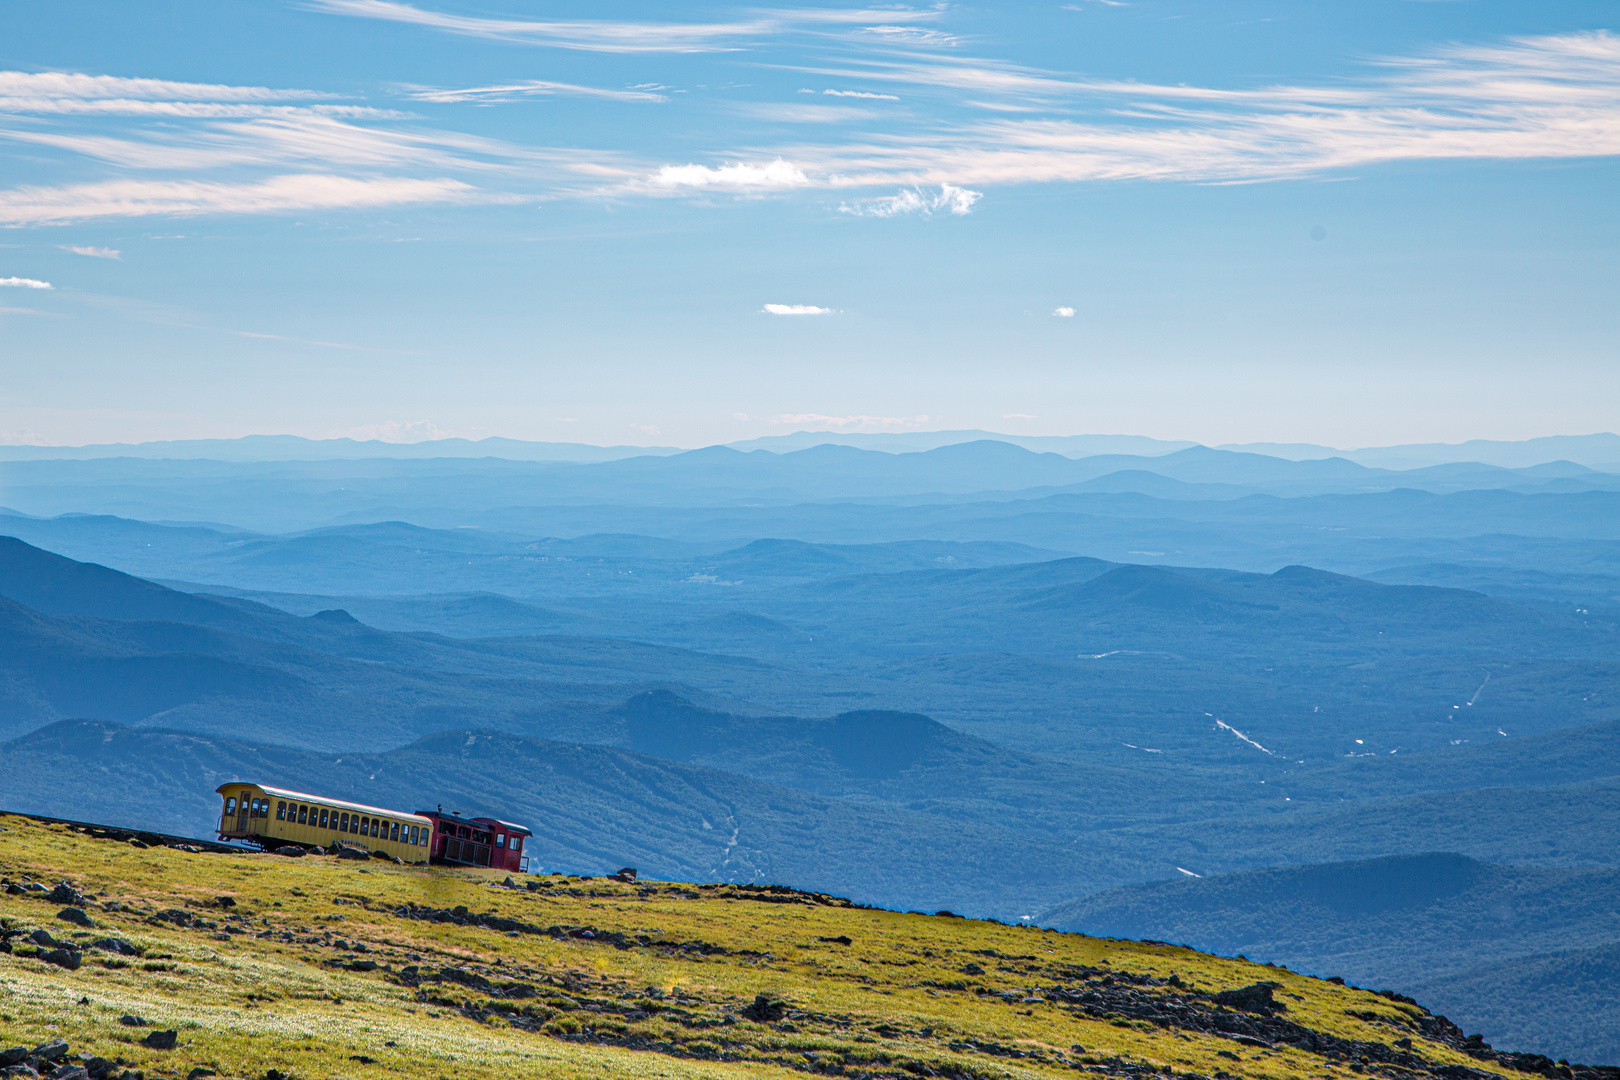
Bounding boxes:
[216,782,533,873]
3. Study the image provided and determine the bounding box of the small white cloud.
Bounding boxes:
[652,159,808,189]
[823,89,899,100]
[0,276,52,289]
[1003,412,1038,419]
[762,303,832,315]
[733,412,749,420]
[840,184,981,218]
[1052,306,1075,317]
[64,245,121,260]
[632,423,662,435]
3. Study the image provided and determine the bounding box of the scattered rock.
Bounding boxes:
[1214,982,1285,1015]
[347,1056,376,1065]
[28,930,62,948]
[960,963,986,976]
[141,1031,177,1051]
[46,884,87,906]
[56,908,94,928]
[38,948,82,971]
[83,1060,114,1080]
[28,1043,67,1065]
[117,1016,147,1027]
[276,847,306,858]
[215,896,236,909]
[817,935,853,946]
[0,1051,27,1069]
[1,1066,42,1080]
[263,1071,288,1080]
[741,994,788,1023]
[334,848,369,862]
[90,938,139,957]
[187,1068,216,1079]
[45,1066,87,1080]
[935,910,963,918]
[610,868,637,882]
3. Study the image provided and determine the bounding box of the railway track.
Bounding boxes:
[0,809,254,855]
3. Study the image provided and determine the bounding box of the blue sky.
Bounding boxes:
[0,0,1616,448]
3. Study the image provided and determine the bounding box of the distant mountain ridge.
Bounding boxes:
[2,429,1616,470]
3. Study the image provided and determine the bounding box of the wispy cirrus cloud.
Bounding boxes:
[304,0,949,52]
[302,0,779,52]
[817,88,900,100]
[765,31,1620,188]
[0,276,52,288]
[0,68,633,223]
[762,303,832,314]
[402,80,668,104]
[0,175,477,226]
[64,245,120,259]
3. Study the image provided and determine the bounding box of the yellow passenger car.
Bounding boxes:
[216,782,433,862]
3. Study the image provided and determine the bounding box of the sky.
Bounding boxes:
[0,0,1617,450]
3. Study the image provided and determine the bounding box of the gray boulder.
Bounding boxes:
[89,938,138,957]
[27,1044,67,1065]
[37,948,82,971]
[26,930,61,948]
[45,884,86,906]
[0,1050,27,1069]
[140,1032,176,1051]
[55,908,94,928]
[46,1066,88,1080]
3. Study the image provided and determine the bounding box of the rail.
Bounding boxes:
[0,809,255,854]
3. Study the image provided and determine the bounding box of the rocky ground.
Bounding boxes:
[2,813,1612,1080]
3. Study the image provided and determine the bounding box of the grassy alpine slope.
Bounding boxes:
[2,817,1611,1080]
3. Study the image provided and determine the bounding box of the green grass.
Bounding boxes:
[0,815,1543,1080]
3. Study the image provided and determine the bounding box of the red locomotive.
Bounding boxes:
[416,807,532,873]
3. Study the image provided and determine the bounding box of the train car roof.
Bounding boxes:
[215,782,430,823]
[473,817,533,837]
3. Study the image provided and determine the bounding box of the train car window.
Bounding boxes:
[358,816,367,834]
[340,813,350,832]
[390,823,400,841]
[321,808,330,829]
[276,801,287,820]
[225,797,236,815]
[408,825,418,845]
[512,837,522,852]
[298,805,308,824]
[496,834,505,847]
